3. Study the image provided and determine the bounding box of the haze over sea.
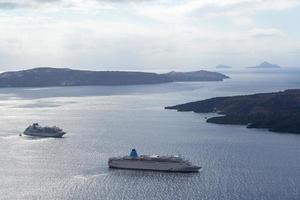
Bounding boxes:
[0,68,299,200]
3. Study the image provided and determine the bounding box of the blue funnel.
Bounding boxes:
[130,149,138,158]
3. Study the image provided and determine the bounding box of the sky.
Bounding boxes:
[0,0,299,71]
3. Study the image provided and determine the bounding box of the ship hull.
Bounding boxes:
[23,131,66,138]
[108,159,201,173]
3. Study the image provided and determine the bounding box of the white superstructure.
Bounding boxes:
[22,123,66,138]
[108,149,201,173]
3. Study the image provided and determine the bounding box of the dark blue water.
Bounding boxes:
[0,69,299,200]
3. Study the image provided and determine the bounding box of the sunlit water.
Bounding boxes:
[0,69,300,200]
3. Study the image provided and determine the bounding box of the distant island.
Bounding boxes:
[164,70,229,82]
[0,67,229,88]
[249,61,281,69]
[165,89,300,134]
[216,64,232,69]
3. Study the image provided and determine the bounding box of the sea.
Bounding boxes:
[0,68,299,200]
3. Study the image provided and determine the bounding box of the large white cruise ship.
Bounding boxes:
[108,149,201,173]
[22,123,66,138]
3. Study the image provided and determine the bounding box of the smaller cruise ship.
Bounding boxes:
[22,123,66,138]
[108,149,201,173]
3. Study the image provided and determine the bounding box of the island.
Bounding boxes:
[0,67,229,88]
[216,64,232,69]
[249,61,281,69]
[165,89,300,134]
[164,70,229,82]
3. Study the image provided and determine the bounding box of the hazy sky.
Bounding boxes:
[0,0,299,71]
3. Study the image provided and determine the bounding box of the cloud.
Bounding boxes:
[249,28,284,38]
[132,0,300,21]
[0,0,299,69]
[0,2,29,9]
[0,0,62,9]
[1,0,298,14]
[34,0,61,2]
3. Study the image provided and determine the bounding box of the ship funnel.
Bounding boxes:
[130,149,138,158]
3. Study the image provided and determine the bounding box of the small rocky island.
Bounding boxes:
[249,61,281,69]
[216,64,232,69]
[0,68,229,87]
[165,89,300,134]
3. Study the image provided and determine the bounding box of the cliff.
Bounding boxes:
[0,68,229,87]
[166,89,300,134]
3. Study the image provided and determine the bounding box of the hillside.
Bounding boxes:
[0,68,229,87]
[163,70,229,82]
[165,89,300,134]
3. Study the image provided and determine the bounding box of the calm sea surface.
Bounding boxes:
[0,69,300,200]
